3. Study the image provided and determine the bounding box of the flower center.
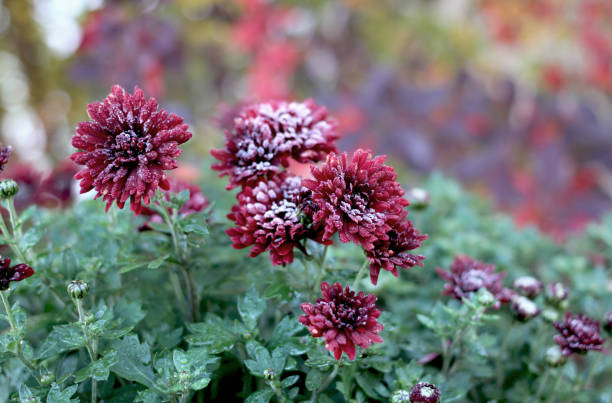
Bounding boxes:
[110,129,153,164]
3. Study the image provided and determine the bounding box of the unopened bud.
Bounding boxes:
[391,389,411,403]
[0,179,18,199]
[546,283,568,304]
[511,295,540,321]
[513,276,542,298]
[67,280,89,299]
[409,382,440,403]
[546,345,567,367]
[542,308,559,323]
[263,368,276,380]
[407,188,430,210]
[476,289,495,307]
[40,371,55,386]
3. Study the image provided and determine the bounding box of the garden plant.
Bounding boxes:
[0,84,610,403]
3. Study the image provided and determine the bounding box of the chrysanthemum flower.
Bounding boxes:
[365,213,426,285]
[436,255,513,309]
[0,143,12,172]
[409,382,441,403]
[513,276,542,299]
[71,85,192,214]
[299,282,383,360]
[0,257,34,291]
[211,100,337,189]
[139,178,209,229]
[303,149,408,250]
[226,174,328,265]
[553,312,606,356]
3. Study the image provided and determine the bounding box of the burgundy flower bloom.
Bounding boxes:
[553,312,607,356]
[303,149,408,250]
[0,257,34,291]
[365,213,426,285]
[71,85,192,214]
[409,382,441,403]
[436,255,513,309]
[226,174,329,265]
[299,282,383,360]
[139,178,209,229]
[513,276,542,299]
[211,100,337,189]
[0,143,12,172]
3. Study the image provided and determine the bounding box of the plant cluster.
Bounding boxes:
[0,85,610,403]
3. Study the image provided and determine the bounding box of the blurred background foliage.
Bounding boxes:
[1,0,612,239]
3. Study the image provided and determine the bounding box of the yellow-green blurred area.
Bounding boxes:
[1,0,612,238]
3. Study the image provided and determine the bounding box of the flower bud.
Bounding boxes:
[545,345,567,367]
[476,289,495,307]
[67,280,89,299]
[604,312,612,335]
[545,282,568,304]
[0,179,19,200]
[406,188,430,210]
[409,382,440,403]
[513,276,542,298]
[542,308,559,323]
[511,295,540,321]
[391,389,411,403]
[263,368,276,381]
[40,370,55,386]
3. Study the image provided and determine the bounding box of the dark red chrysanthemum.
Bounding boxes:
[140,178,209,229]
[0,257,34,291]
[299,282,383,360]
[303,149,408,250]
[436,255,513,309]
[71,85,192,214]
[365,213,426,285]
[0,143,12,172]
[409,382,441,403]
[226,174,329,265]
[211,100,337,189]
[553,312,607,356]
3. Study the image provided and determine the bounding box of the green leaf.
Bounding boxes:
[110,335,156,390]
[37,324,86,359]
[306,369,324,391]
[19,384,35,402]
[74,351,118,382]
[46,383,78,403]
[269,316,303,345]
[244,341,271,376]
[238,288,266,330]
[20,226,45,251]
[186,315,238,354]
[245,389,274,403]
[281,375,299,388]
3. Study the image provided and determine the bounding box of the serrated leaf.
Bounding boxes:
[110,335,156,390]
[306,369,324,391]
[281,375,299,388]
[186,316,238,354]
[38,324,86,359]
[20,226,44,251]
[238,288,266,330]
[46,383,78,403]
[74,351,118,382]
[245,389,274,403]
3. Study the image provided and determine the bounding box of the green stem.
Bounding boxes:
[579,353,602,391]
[496,327,512,389]
[535,367,551,401]
[546,369,563,403]
[268,379,288,403]
[311,363,340,401]
[352,259,369,290]
[1,291,39,377]
[75,298,97,403]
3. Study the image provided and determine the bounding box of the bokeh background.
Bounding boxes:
[1,0,612,240]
